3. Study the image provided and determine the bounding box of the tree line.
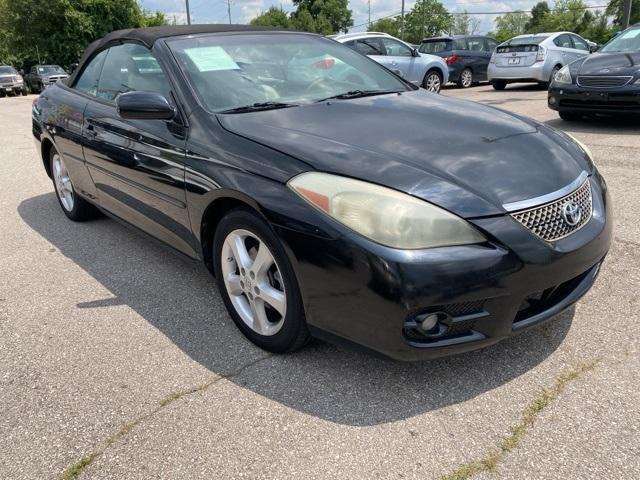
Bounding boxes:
[253,0,639,45]
[0,0,167,70]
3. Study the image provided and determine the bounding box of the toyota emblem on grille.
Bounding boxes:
[561,201,582,226]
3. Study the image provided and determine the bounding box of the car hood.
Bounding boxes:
[218,90,588,218]
[572,52,640,76]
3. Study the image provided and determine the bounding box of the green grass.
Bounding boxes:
[439,361,598,480]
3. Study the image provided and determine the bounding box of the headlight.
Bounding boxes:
[566,133,593,160]
[554,65,572,85]
[16,75,23,83]
[288,172,486,249]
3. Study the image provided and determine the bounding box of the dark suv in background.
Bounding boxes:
[25,65,69,93]
[419,35,499,88]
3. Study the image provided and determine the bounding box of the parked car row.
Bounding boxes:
[0,65,27,96]
[0,64,70,97]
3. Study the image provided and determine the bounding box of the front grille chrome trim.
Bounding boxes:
[502,171,588,212]
[577,75,633,88]
[510,178,593,242]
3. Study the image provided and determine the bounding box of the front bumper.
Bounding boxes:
[548,83,640,114]
[0,83,25,93]
[488,62,548,82]
[277,173,612,361]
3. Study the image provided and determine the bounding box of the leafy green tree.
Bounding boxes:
[250,6,291,29]
[291,0,353,33]
[402,0,452,44]
[579,10,614,44]
[525,2,551,32]
[492,12,530,41]
[450,10,481,35]
[368,17,401,37]
[0,0,166,69]
[606,0,640,27]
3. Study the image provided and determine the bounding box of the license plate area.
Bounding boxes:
[583,92,608,102]
[507,57,521,65]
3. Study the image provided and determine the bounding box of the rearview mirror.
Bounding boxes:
[116,91,175,121]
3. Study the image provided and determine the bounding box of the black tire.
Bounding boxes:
[213,207,310,353]
[492,80,507,90]
[457,68,473,88]
[49,147,100,221]
[422,70,443,93]
[21,88,27,96]
[559,111,581,121]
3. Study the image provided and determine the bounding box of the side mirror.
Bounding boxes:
[117,91,175,121]
[19,69,24,75]
[411,48,420,57]
[589,44,599,53]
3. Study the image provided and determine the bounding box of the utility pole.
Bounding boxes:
[622,0,632,29]
[400,0,405,40]
[368,0,371,27]
[227,0,232,24]
[185,0,191,25]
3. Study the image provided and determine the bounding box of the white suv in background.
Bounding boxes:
[334,32,449,93]
[488,32,593,90]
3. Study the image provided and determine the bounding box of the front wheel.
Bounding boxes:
[559,111,581,121]
[457,68,473,88]
[423,70,442,93]
[213,208,310,353]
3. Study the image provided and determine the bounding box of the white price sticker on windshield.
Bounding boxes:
[184,46,240,72]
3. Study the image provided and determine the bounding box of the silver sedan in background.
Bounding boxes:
[488,32,593,90]
[334,32,449,93]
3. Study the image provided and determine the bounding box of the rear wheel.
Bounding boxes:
[559,111,581,121]
[213,208,310,353]
[50,148,100,221]
[457,68,473,88]
[492,80,507,91]
[423,70,442,93]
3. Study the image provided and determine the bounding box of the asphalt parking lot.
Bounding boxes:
[1,86,639,480]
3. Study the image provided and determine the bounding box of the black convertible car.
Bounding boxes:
[549,23,640,119]
[33,25,611,360]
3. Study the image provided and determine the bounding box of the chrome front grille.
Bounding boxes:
[511,179,593,242]
[577,76,633,88]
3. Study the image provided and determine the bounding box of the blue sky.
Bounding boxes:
[139,0,606,35]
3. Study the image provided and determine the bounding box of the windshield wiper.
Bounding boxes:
[316,90,403,102]
[218,102,299,114]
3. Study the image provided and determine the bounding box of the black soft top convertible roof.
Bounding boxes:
[69,24,283,85]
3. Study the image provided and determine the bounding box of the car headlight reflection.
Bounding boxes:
[554,65,573,85]
[288,172,486,249]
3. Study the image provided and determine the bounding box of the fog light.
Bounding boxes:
[415,311,449,333]
[548,96,556,105]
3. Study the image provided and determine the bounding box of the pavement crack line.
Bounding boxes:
[59,353,272,480]
[439,359,600,480]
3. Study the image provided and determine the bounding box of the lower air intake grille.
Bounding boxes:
[577,76,632,88]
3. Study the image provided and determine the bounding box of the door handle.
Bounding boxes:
[85,124,97,137]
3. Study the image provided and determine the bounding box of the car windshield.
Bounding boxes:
[0,66,17,75]
[419,40,452,53]
[167,33,409,113]
[601,27,640,53]
[37,65,65,74]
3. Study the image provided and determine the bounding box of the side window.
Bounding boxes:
[96,43,171,102]
[486,39,499,51]
[454,38,468,50]
[571,35,589,51]
[30,67,36,74]
[380,38,412,57]
[554,34,572,48]
[74,49,108,96]
[354,39,382,56]
[467,37,485,52]
[356,38,385,55]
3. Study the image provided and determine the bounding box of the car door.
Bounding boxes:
[81,42,195,257]
[569,34,591,61]
[466,37,490,79]
[378,37,418,83]
[553,34,576,65]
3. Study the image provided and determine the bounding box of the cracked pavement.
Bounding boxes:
[0,86,638,479]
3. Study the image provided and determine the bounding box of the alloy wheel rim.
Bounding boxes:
[426,73,441,92]
[461,70,472,87]
[221,229,286,336]
[53,154,74,211]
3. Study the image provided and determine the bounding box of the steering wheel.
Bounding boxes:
[304,76,333,94]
